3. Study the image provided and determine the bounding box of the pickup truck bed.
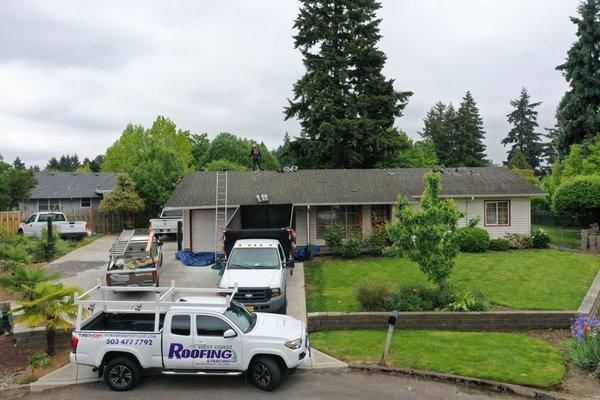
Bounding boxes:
[83,312,165,332]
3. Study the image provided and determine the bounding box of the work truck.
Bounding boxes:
[70,283,309,391]
[149,209,183,237]
[105,230,163,287]
[18,212,90,239]
[219,228,295,314]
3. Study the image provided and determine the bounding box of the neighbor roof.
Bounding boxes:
[29,172,117,199]
[164,167,545,209]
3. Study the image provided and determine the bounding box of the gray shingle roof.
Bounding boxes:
[164,167,545,209]
[30,172,117,199]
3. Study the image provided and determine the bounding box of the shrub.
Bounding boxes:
[505,233,533,250]
[456,227,490,253]
[355,281,392,311]
[204,159,248,171]
[532,228,551,249]
[385,284,455,311]
[445,288,489,312]
[553,175,600,223]
[28,351,51,369]
[342,236,362,259]
[488,238,510,251]
[363,226,390,256]
[0,225,12,239]
[569,315,600,373]
[323,225,344,255]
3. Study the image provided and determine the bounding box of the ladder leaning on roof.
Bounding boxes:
[214,171,228,259]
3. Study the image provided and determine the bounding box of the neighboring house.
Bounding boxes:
[163,167,545,253]
[20,171,117,216]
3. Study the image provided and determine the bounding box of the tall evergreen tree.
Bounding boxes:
[454,92,488,167]
[284,0,412,169]
[421,101,453,166]
[555,0,600,155]
[502,88,545,172]
[12,157,25,170]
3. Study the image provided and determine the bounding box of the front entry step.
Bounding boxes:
[162,369,243,376]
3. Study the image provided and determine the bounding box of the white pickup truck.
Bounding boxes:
[149,209,183,237]
[70,283,309,392]
[18,212,90,239]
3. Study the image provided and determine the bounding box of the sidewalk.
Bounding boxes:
[29,364,100,392]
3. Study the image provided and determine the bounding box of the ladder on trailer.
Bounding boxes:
[214,171,228,258]
[111,229,135,258]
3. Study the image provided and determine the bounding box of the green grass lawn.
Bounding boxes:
[533,224,581,249]
[310,330,565,388]
[305,249,600,311]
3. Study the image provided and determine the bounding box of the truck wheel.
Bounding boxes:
[17,229,23,235]
[250,357,282,391]
[104,357,140,391]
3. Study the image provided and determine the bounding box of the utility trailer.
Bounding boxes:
[105,230,163,287]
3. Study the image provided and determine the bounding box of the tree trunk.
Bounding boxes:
[47,328,56,356]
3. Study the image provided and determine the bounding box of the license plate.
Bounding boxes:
[245,305,255,312]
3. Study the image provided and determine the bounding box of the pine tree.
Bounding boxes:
[45,157,60,171]
[12,157,25,170]
[454,92,488,167]
[442,103,459,166]
[284,0,412,169]
[555,0,600,155]
[502,88,545,172]
[421,101,453,166]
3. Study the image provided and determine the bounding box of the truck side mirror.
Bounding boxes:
[223,329,237,339]
[286,260,295,268]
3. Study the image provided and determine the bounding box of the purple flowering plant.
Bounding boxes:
[571,315,600,341]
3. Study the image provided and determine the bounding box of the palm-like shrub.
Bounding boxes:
[0,264,60,301]
[11,282,83,355]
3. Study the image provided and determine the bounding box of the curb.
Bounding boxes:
[348,364,572,400]
[0,384,30,399]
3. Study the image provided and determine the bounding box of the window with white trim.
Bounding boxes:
[485,200,510,226]
[80,198,91,208]
[38,199,60,211]
[316,205,361,238]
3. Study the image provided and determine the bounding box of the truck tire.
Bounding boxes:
[17,229,23,235]
[104,356,141,391]
[250,356,282,391]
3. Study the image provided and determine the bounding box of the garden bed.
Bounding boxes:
[305,249,600,312]
[310,329,566,388]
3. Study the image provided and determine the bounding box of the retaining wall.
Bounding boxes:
[13,327,71,351]
[307,311,579,332]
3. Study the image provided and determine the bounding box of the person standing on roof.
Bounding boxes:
[250,145,262,171]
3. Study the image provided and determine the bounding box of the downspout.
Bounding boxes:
[306,205,311,257]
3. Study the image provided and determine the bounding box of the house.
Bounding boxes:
[20,171,117,216]
[163,167,545,253]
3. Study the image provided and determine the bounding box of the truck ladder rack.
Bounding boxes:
[74,280,238,332]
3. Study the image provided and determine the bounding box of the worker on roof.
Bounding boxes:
[250,145,262,171]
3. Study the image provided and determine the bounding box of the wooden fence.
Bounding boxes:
[65,210,154,234]
[0,211,23,232]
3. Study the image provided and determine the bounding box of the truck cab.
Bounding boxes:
[219,239,294,314]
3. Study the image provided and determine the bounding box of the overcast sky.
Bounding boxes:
[0,0,579,168]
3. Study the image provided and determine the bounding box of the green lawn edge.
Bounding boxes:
[310,330,566,388]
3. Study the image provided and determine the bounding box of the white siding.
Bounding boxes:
[183,210,191,250]
[362,205,372,237]
[454,197,531,238]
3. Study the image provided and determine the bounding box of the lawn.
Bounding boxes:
[310,330,565,388]
[305,249,600,311]
[533,224,581,249]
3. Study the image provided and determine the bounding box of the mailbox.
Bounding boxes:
[388,310,399,326]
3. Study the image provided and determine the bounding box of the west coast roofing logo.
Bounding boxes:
[168,343,237,362]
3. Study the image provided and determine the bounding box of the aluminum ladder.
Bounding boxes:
[111,229,135,257]
[214,171,228,258]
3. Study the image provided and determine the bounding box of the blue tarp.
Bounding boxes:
[293,245,320,261]
[175,251,224,267]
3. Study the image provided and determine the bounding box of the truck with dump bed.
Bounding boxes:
[70,283,309,392]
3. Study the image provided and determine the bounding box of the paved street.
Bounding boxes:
[24,370,521,400]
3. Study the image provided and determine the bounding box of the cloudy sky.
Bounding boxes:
[0,0,579,168]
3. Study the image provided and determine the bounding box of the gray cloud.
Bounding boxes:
[0,0,580,167]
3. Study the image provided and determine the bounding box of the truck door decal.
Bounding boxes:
[168,343,237,363]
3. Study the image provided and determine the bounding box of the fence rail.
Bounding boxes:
[0,211,24,232]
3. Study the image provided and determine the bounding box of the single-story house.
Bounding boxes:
[163,167,545,253]
[20,171,117,216]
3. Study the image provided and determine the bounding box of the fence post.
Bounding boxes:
[45,216,54,261]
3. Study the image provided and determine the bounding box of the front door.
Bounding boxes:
[193,315,243,370]
[162,313,194,369]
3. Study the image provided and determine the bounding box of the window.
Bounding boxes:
[171,315,191,336]
[38,199,60,211]
[38,213,65,222]
[26,214,37,223]
[316,205,361,239]
[227,248,280,269]
[196,315,232,336]
[80,198,91,208]
[485,200,510,226]
[371,205,391,228]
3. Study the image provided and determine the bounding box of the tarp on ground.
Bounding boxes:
[175,251,224,267]
[293,245,320,261]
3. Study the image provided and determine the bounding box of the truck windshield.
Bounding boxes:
[224,300,256,333]
[161,210,182,218]
[227,248,280,269]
